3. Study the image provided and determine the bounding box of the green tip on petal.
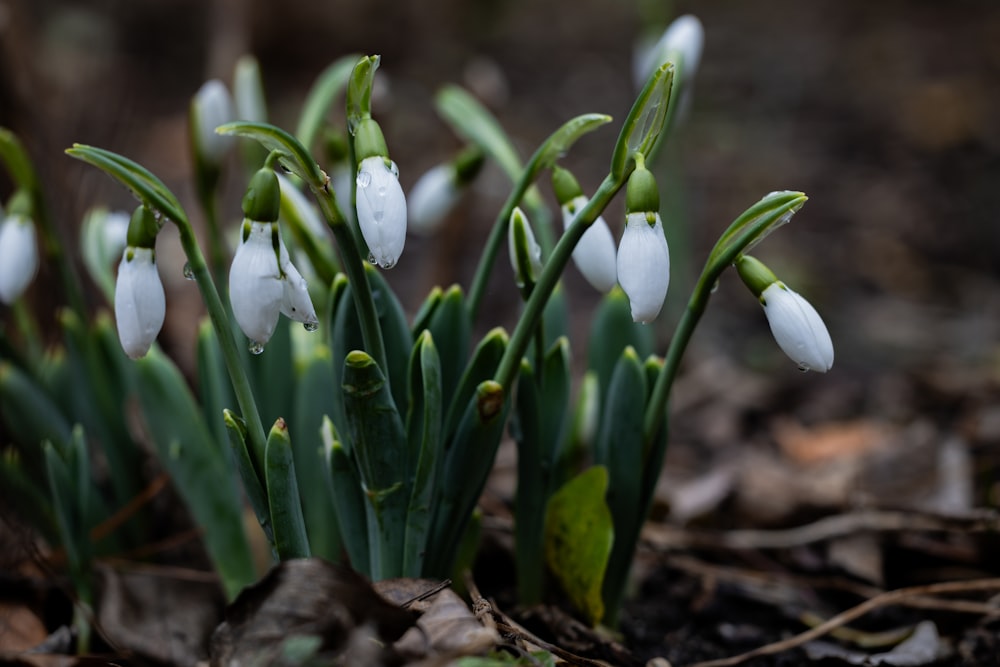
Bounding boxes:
[242,168,281,222]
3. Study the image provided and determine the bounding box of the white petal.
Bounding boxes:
[279,260,318,326]
[761,283,834,372]
[193,79,236,165]
[633,14,705,88]
[356,156,407,268]
[562,196,617,293]
[408,163,459,234]
[0,214,39,304]
[616,212,670,323]
[229,221,282,344]
[114,247,165,359]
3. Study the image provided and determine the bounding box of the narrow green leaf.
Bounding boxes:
[0,360,73,477]
[342,350,408,579]
[541,282,568,350]
[265,418,311,560]
[0,127,40,193]
[0,450,57,543]
[323,418,369,573]
[291,346,343,561]
[544,465,613,626]
[135,349,255,599]
[610,63,675,179]
[197,318,235,452]
[512,358,544,603]
[65,145,186,225]
[403,330,443,576]
[539,337,572,466]
[587,286,654,408]
[346,55,380,131]
[223,409,273,550]
[296,54,362,151]
[416,285,470,410]
[410,285,443,336]
[216,121,326,189]
[44,437,92,602]
[443,327,507,443]
[593,347,647,624]
[426,380,508,577]
[435,85,523,181]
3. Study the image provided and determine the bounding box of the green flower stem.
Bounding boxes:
[311,182,390,382]
[494,173,626,392]
[175,219,269,482]
[195,175,228,288]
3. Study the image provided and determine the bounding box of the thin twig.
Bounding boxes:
[683,578,1000,667]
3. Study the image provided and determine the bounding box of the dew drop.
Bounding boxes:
[356,171,372,188]
[380,257,396,269]
[373,210,384,222]
[303,320,319,333]
[183,262,195,280]
[710,279,720,293]
[248,340,265,355]
[797,363,810,373]
[367,252,377,265]
[377,185,386,197]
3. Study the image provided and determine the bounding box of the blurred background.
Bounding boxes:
[2,0,1000,507]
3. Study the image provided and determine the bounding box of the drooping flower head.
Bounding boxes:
[408,146,484,235]
[190,79,236,170]
[354,118,407,268]
[114,206,165,359]
[552,166,617,293]
[616,158,670,323]
[736,255,833,373]
[0,190,38,305]
[229,168,318,352]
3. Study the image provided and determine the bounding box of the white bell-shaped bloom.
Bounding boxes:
[760,282,834,372]
[192,79,236,166]
[356,156,407,268]
[229,221,284,346]
[408,163,459,234]
[0,214,39,305]
[616,211,670,323]
[633,14,705,89]
[562,195,617,293]
[114,247,165,359]
[229,221,318,348]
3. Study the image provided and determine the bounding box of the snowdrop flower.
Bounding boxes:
[113,206,165,358]
[616,160,670,323]
[354,118,407,268]
[115,246,165,359]
[233,56,267,123]
[736,255,833,373]
[0,204,39,305]
[633,14,705,90]
[190,79,236,168]
[507,206,542,289]
[230,169,318,352]
[552,167,617,293]
[408,147,484,235]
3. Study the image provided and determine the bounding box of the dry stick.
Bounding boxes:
[667,554,1000,616]
[683,578,1000,667]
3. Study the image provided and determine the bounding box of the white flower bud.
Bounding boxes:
[562,195,617,293]
[0,214,39,305]
[229,221,283,346]
[760,282,834,372]
[508,207,542,288]
[408,163,459,234]
[356,156,407,268]
[114,247,165,359]
[616,211,670,323]
[192,79,236,167]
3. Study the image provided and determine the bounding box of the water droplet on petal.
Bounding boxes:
[797,363,810,373]
[248,340,265,355]
[377,185,386,197]
[380,257,396,269]
[183,262,195,280]
[367,252,377,265]
[303,320,319,332]
[389,161,399,178]
[710,279,720,293]
[356,171,372,188]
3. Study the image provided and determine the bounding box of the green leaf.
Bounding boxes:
[544,465,613,626]
[342,350,408,579]
[512,358,544,603]
[529,113,613,174]
[707,191,808,268]
[65,145,186,225]
[442,327,507,443]
[0,360,73,477]
[414,285,470,412]
[322,418,370,573]
[265,418,311,560]
[216,121,326,189]
[197,318,235,452]
[44,434,92,601]
[402,330,442,576]
[346,55,380,131]
[0,127,40,193]
[0,450,57,543]
[224,409,273,550]
[587,286,654,408]
[426,380,508,577]
[435,85,523,181]
[593,347,647,624]
[291,346,343,561]
[135,349,255,599]
[296,54,362,151]
[610,63,675,180]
